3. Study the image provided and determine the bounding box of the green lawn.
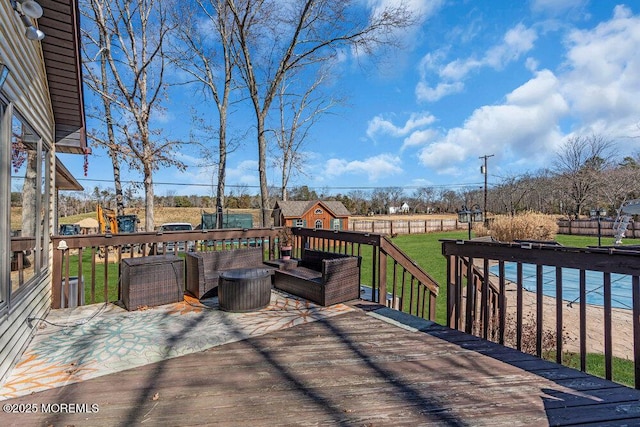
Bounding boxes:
[65,250,121,304]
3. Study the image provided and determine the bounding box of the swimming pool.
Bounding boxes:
[488,263,633,310]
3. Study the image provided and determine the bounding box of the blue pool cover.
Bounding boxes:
[488,263,633,309]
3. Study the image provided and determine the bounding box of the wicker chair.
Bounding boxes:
[273,249,361,306]
[185,247,266,299]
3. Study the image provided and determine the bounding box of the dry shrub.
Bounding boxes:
[474,212,558,242]
[502,314,561,359]
[470,313,568,359]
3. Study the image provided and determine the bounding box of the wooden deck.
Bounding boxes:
[2,302,640,426]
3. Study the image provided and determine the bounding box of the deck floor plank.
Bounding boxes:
[2,307,640,426]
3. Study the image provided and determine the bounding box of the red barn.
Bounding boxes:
[272,200,350,230]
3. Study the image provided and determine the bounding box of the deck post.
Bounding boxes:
[378,250,387,305]
[52,241,63,309]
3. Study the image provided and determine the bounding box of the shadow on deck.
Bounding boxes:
[1,294,640,426]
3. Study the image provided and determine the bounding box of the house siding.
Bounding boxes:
[1,1,56,385]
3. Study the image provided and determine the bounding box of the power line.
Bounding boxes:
[72,177,492,192]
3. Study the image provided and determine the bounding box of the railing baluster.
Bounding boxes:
[409,275,415,316]
[633,275,640,388]
[447,255,455,328]
[63,250,71,308]
[517,262,523,351]
[391,261,398,309]
[91,247,97,304]
[103,247,109,303]
[536,264,543,358]
[400,269,406,313]
[482,258,490,339]
[580,269,587,372]
[604,272,612,380]
[556,266,563,364]
[465,257,474,334]
[78,247,84,307]
[498,261,506,345]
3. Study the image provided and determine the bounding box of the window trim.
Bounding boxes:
[0,101,10,311]
[6,105,50,306]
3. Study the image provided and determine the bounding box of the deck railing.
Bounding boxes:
[51,228,281,309]
[49,227,439,321]
[441,238,640,389]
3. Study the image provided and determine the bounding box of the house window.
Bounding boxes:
[314,219,323,229]
[6,109,49,300]
[331,219,341,230]
[294,219,304,227]
[314,208,323,215]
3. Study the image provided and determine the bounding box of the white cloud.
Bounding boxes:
[415,81,464,102]
[484,23,538,69]
[416,6,640,177]
[366,112,436,139]
[560,5,640,135]
[227,160,259,186]
[416,23,538,102]
[324,154,402,182]
[418,69,568,172]
[402,128,439,150]
[368,0,445,28]
[531,0,588,16]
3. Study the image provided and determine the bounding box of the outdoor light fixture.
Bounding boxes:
[20,13,45,40]
[472,206,484,223]
[11,0,45,40]
[0,60,9,90]
[16,0,43,18]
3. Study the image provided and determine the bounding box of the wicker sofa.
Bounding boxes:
[273,249,361,306]
[185,247,267,299]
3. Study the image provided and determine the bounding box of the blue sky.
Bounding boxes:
[60,0,640,199]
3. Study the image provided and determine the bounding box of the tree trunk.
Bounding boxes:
[144,167,154,231]
[257,118,269,227]
[216,114,227,229]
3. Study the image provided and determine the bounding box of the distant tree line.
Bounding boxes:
[52,135,640,219]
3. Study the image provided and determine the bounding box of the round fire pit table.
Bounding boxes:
[218,268,273,312]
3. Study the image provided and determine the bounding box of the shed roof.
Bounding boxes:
[275,200,351,218]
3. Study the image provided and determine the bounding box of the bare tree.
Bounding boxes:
[492,173,535,215]
[386,186,405,209]
[272,67,338,200]
[82,0,185,230]
[227,0,415,225]
[81,19,126,216]
[370,188,391,214]
[600,155,640,211]
[168,0,238,228]
[413,186,436,213]
[553,135,614,218]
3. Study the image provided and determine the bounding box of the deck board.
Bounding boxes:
[2,305,640,426]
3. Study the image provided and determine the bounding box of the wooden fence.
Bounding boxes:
[557,219,640,240]
[350,218,467,235]
[350,217,640,240]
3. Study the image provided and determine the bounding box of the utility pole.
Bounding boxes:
[479,154,494,216]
